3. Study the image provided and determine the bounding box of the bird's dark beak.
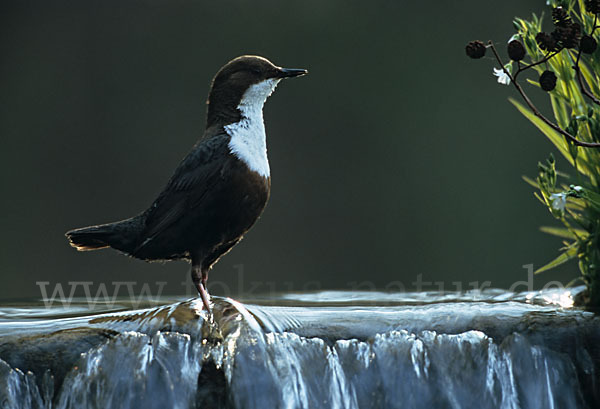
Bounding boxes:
[276,67,308,78]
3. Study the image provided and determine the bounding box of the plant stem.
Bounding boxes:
[514,52,558,81]
[573,54,600,105]
[488,41,600,148]
[573,15,600,105]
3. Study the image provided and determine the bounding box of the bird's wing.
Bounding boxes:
[135,133,230,251]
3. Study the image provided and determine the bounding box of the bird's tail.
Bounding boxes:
[65,223,118,251]
[66,216,144,253]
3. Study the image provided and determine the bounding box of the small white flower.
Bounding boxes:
[572,185,583,192]
[550,192,567,211]
[493,68,511,85]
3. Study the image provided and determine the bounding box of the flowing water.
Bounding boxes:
[0,287,598,409]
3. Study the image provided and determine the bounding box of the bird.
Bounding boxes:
[65,55,307,311]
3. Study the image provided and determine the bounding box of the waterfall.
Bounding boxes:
[0,288,598,408]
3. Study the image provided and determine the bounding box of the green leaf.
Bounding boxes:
[535,245,578,274]
[579,60,600,96]
[566,116,579,136]
[522,175,539,188]
[508,33,521,43]
[510,99,574,166]
[534,191,547,206]
[540,226,588,239]
[582,189,600,212]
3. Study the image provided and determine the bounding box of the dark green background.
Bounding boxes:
[0,0,576,299]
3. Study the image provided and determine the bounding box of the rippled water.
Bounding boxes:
[0,287,598,408]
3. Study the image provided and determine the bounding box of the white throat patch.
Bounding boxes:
[225,78,280,178]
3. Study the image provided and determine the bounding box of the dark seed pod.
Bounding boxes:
[536,32,559,51]
[580,35,598,54]
[553,22,581,49]
[585,0,600,14]
[465,41,486,59]
[507,40,526,61]
[552,7,571,28]
[540,70,557,92]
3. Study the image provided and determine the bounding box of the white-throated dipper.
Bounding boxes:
[66,55,307,311]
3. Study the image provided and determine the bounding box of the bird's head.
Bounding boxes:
[206,55,307,127]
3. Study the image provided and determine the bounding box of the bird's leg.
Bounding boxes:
[191,263,211,311]
[201,269,209,290]
[200,268,211,311]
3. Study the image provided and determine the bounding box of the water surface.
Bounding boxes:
[0,287,598,408]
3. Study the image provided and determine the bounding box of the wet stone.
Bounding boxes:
[0,327,117,397]
[195,360,231,409]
